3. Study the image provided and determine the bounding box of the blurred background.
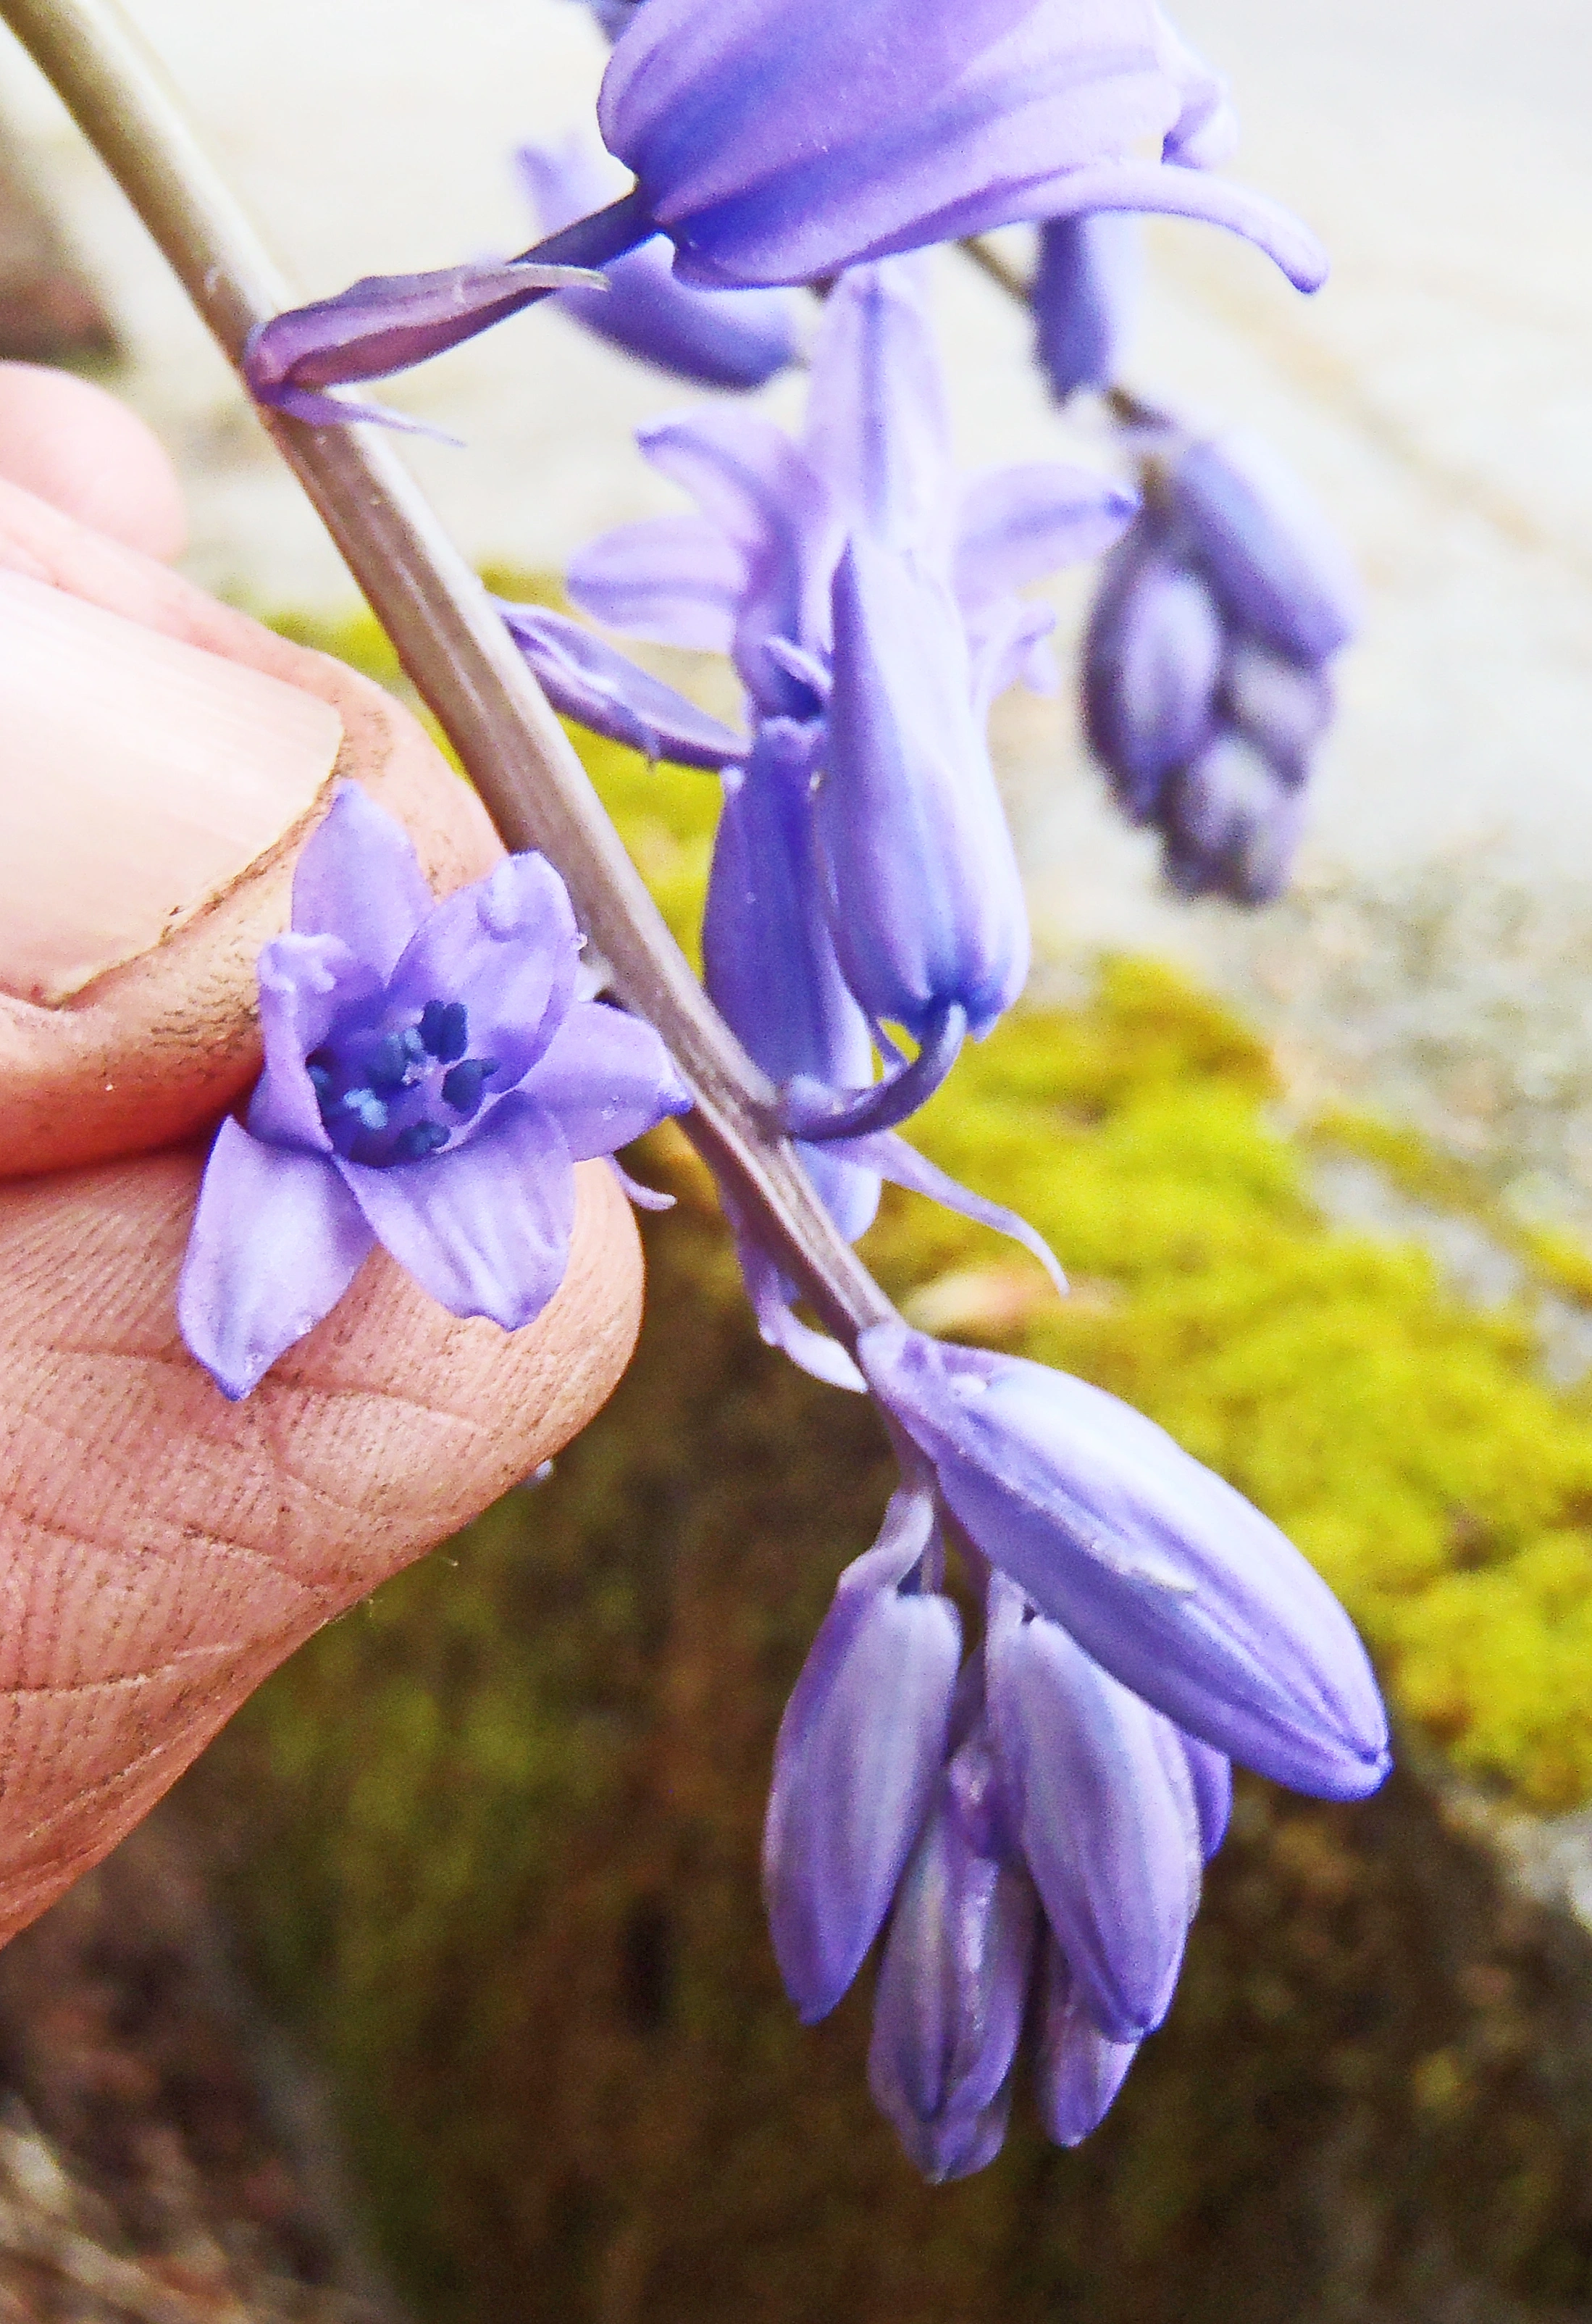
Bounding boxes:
[4,5,1592,2320]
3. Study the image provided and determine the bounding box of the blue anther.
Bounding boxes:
[394,1119,450,1161]
[440,1056,499,1116]
[366,1031,411,1091]
[419,998,469,1062]
[342,1088,389,1132]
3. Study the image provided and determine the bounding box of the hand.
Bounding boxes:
[0,366,645,1944]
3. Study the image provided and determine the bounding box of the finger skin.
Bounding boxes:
[0,362,188,563]
[0,473,503,1180]
[0,1149,642,1947]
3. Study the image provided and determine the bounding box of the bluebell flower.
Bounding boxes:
[177,783,690,1400]
[1035,1939,1140,2147]
[1083,419,1359,902]
[763,1489,961,2023]
[515,133,803,390]
[599,0,1325,292]
[1031,212,1141,402]
[857,1322,1391,1800]
[244,0,1324,406]
[866,1710,1039,2183]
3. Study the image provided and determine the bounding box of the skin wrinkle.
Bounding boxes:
[0,1121,641,1949]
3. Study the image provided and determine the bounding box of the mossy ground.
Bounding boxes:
[185,599,1592,2320]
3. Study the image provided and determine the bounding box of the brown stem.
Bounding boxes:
[0,0,893,1347]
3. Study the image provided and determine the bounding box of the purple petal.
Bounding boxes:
[803,260,952,556]
[177,1119,374,1401]
[566,514,747,655]
[730,1221,868,1391]
[703,727,876,1097]
[1166,430,1360,662]
[1221,642,1335,782]
[866,1727,1039,2183]
[986,1579,1196,2041]
[385,853,581,1088]
[856,1324,1393,1802]
[246,932,381,1153]
[1083,532,1224,821]
[763,1490,961,2021]
[291,781,432,979]
[517,998,690,1157]
[820,535,1028,1040]
[1178,1730,1233,1860]
[244,256,607,397]
[968,598,1060,714]
[338,1091,574,1330]
[1162,734,1304,906]
[497,601,750,769]
[1036,1940,1139,2147]
[1153,8,1241,168]
[954,461,1138,608]
[823,1128,1067,1297]
[250,380,463,442]
[1029,212,1142,401]
[636,410,834,716]
[603,0,1324,295]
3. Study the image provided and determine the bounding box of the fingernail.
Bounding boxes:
[0,569,343,1005]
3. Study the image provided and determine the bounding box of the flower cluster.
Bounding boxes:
[204,0,1391,2195]
[765,1330,1387,2175]
[1083,418,1360,903]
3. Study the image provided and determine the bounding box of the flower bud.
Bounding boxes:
[763,1491,961,2023]
[1083,534,1224,821]
[866,1722,1039,2182]
[1031,212,1141,401]
[856,1324,1391,1802]
[1166,429,1360,665]
[1162,732,1303,906]
[1036,1939,1140,2146]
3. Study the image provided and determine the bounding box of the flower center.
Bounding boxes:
[306,996,500,1166]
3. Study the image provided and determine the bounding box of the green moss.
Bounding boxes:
[193,609,1592,2317]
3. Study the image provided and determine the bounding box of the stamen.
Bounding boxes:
[366,1030,413,1090]
[419,998,469,1061]
[440,1056,499,1116]
[394,1119,450,1160]
[341,1087,389,1132]
[402,1026,428,1065]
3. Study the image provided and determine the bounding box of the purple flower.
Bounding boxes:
[495,600,751,770]
[1083,530,1223,822]
[866,1715,1039,2183]
[856,1323,1391,1801]
[516,133,802,390]
[763,1489,961,2023]
[1083,420,1359,900]
[177,783,690,1400]
[1031,212,1141,401]
[598,0,1325,293]
[984,1577,1199,2041]
[1035,1940,1140,2147]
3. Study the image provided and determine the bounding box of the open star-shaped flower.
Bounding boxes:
[178,782,690,1400]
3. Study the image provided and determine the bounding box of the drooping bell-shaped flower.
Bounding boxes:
[856,1322,1391,1801]
[598,0,1326,293]
[763,1489,962,2023]
[178,783,690,1398]
[1031,212,1141,402]
[1082,530,1224,822]
[515,133,803,390]
[984,1577,1199,2041]
[866,1713,1039,2183]
[702,718,882,1247]
[816,532,1029,1051]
